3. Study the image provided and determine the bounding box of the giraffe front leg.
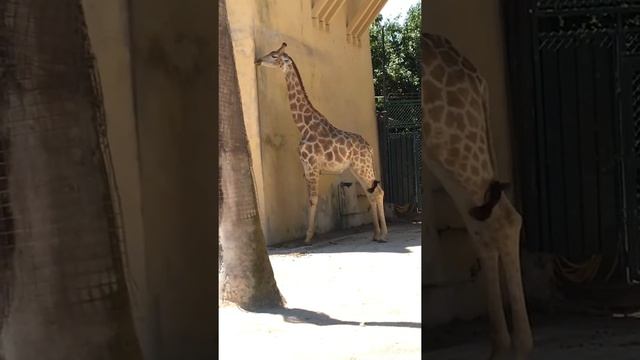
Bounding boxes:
[305,196,318,244]
[367,195,383,242]
[375,187,388,240]
[466,221,511,360]
[478,246,511,360]
[304,172,319,244]
[494,200,533,359]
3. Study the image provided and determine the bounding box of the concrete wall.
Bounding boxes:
[83,0,217,358]
[422,0,514,326]
[228,0,382,244]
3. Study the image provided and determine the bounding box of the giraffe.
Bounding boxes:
[255,42,388,243]
[422,33,533,359]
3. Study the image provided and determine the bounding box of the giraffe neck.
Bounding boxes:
[283,57,323,132]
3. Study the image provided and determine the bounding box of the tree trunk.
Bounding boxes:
[218,0,284,310]
[0,1,142,358]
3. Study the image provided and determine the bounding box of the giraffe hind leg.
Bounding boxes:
[373,182,388,239]
[350,169,385,242]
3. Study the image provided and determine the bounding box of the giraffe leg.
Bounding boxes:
[467,224,511,360]
[425,159,511,359]
[350,169,383,241]
[304,170,320,244]
[493,199,533,359]
[350,162,384,241]
[368,195,382,241]
[480,248,511,360]
[375,190,388,239]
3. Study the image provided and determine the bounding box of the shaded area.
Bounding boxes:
[0,0,141,357]
[258,307,421,329]
[268,223,421,255]
[424,312,640,356]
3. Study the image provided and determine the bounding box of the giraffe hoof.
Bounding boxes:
[372,238,387,243]
[304,233,314,244]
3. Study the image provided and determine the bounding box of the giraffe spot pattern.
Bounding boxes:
[445,110,465,132]
[465,109,481,129]
[439,50,458,68]
[427,104,445,123]
[424,79,443,103]
[422,32,499,201]
[431,64,446,84]
[450,134,462,146]
[445,68,466,88]
[446,90,465,109]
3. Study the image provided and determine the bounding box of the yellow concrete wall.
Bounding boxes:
[228,0,382,244]
[423,0,513,326]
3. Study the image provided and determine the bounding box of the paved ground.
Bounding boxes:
[219,221,640,359]
[219,223,421,360]
[424,312,640,359]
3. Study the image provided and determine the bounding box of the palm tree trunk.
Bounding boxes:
[0,1,141,358]
[218,0,284,310]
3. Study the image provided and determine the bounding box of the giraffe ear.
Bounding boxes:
[277,42,287,53]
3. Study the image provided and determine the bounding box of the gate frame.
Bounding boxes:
[376,94,423,210]
[503,0,640,283]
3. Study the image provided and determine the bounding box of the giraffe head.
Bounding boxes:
[255,42,292,71]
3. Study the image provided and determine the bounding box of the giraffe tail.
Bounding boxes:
[468,180,509,221]
[367,180,380,193]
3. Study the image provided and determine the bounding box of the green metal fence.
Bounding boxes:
[377,95,422,209]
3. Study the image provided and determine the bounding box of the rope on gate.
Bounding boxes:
[553,255,602,284]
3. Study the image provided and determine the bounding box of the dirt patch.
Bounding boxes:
[219,223,421,360]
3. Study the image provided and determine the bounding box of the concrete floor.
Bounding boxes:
[218,223,421,360]
[424,312,640,359]
[218,220,640,359]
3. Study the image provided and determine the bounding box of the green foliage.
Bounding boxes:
[369,4,421,97]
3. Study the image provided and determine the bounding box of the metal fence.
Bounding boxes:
[377,95,422,209]
[505,0,640,283]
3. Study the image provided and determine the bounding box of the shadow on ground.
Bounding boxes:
[258,307,421,329]
[268,222,421,255]
[423,311,640,355]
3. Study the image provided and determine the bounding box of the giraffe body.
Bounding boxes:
[256,43,387,243]
[422,33,533,359]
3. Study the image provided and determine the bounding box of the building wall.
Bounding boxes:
[228,0,382,244]
[83,0,218,358]
[422,0,514,326]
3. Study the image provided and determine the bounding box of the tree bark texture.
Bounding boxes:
[0,0,142,358]
[218,0,284,310]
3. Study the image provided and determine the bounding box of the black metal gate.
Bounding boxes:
[377,96,422,209]
[505,0,640,281]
